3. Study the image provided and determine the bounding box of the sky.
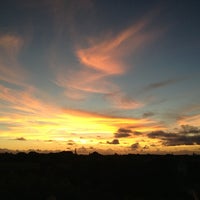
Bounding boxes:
[0,0,200,154]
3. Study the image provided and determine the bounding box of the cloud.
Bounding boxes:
[0,34,27,86]
[130,143,140,150]
[143,112,155,118]
[104,91,143,110]
[76,16,154,75]
[16,137,26,141]
[67,140,76,145]
[55,13,160,104]
[143,145,149,150]
[107,139,120,145]
[177,114,200,127]
[148,130,177,139]
[62,107,156,126]
[114,128,132,138]
[164,135,200,146]
[56,68,118,99]
[46,140,54,142]
[114,128,142,138]
[180,125,200,134]
[148,125,200,146]
[0,84,56,115]
[141,77,186,93]
[0,83,162,143]
[0,34,22,54]
[51,0,93,36]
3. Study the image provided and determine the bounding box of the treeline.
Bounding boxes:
[0,152,200,200]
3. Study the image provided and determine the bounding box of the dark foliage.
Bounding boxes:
[0,152,200,200]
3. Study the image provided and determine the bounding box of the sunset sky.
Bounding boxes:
[0,0,200,154]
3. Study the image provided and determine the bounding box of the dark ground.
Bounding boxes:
[0,151,200,200]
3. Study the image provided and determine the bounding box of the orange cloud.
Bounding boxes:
[0,85,55,115]
[56,68,118,96]
[0,84,161,144]
[54,15,159,107]
[177,114,200,127]
[76,18,151,75]
[60,107,163,134]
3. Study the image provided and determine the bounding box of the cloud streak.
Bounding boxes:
[0,34,27,86]
[178,114,200,127]
[16,137,26,141]
[104,91,142,109]
[55,14,160,107]
[0,83,161,145]
[141,77,186,93]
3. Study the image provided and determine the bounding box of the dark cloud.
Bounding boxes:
[67,142,74,145]
[107,139,120,145]
[45,140,54,142]
[143,145,149,150]
[125,125,146,133]
[148,125,200,146]
[180,125,200,134]
[130,142,140,150]
[67,140,75,145]
[133,131,143,135]
[143,112,155,118]
[148,131,177,139]
[115,133,130,138]
[16,137,26,141]
[143,78,185,92]
[114,128,142,138]
[114,128,132,138]
[164,135,200,146]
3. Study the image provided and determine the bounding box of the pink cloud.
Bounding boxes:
[55,14,161,108]
[76,18,153,75]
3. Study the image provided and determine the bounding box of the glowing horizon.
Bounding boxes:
[0,1,200,154]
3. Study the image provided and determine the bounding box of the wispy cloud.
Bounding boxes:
[76,17,153,75]
[0,34,27,86]
[141,77,186,93]
[143,112,155,118]
[55,14,160,107]
[0,83,161,143]
[104,91,143,109]
[56,68,118,99]
[62,107,158,132]
[177,114,200,127]
[0,84,55,115]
